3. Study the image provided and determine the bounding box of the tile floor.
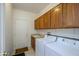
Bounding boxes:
[24,47,35,56]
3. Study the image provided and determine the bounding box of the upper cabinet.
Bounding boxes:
[51,4,63,28]
[39,16,44,29]
[63,3,79,28]
[35,3,79,29]
[43,10,51,29]
[35,10,51,29]
[35,18,39,29]
[35,15,45,29]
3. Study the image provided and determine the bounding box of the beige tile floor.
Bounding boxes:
[24,47,35,56]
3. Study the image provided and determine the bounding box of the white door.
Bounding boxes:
[14,20,28,49]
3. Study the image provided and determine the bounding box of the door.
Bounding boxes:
[31,36,35,51]
[62,3,79,28]
[14,20,28,49]
[39,16,44,29]
[35,18,40,29]
[51,4,63,28]
[43,10,51,29]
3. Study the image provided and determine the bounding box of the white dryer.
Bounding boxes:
[35,38,45,56]
[35,36,57,56]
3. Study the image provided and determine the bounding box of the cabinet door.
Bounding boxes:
[39,16,44,29]
[31,36,35,51]
[51,4,63,28]
[43,10,51,29]
[73,4,79,27]
[62,3,79,28]
[35,18,40,29]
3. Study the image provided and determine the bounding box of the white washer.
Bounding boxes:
[44,38,79,56]
[44,42,61,56]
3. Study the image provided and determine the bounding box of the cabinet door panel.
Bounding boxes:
[43,11,51,29]
[63,3,79,28]
[51,4,63,28]
[73,4,79,27]
[51,12,56,28]
[31,36,35,51]
[35,18,40,29]
[39,16,44,29]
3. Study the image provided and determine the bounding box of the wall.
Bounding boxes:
[35,3,79,39]
[36,29,79,39]
[13,9,37,50]
[0,3,3,55]
[2,3,13,55]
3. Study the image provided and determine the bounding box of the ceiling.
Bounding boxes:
[12,3,50,14]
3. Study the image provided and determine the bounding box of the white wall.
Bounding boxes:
[0,3,2,54]
[2,3,13,55]
[13,9,37,49]
[35,3,79,39]
[36,29,79,39]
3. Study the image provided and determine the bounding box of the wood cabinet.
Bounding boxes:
[74,4,79,27]
[39,16,44,29]
[35,16,45,29]
[43,10,51,29]
[62,3,79,28]
[31,36,35,51]
[35,3,79,29]
[35,18,40,29]
[35,10,51,29]
[51,4,63,28]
